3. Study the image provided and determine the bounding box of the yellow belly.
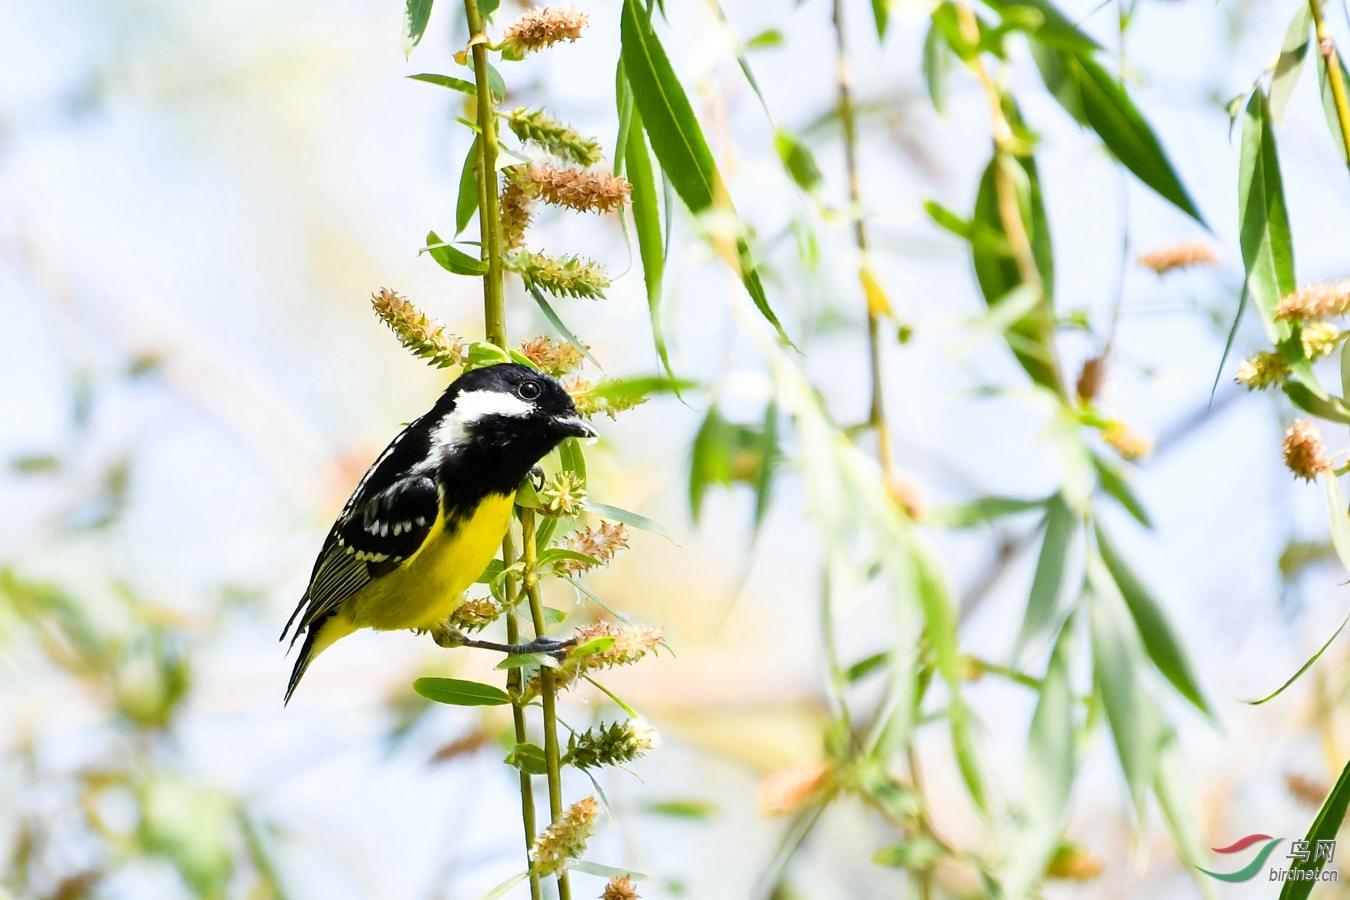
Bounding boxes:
[334,492,515,635]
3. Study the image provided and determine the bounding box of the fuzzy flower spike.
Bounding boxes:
[530,796,599,876]
[501,6,588,57]
[1283,418,1332,481]
[1275,280,1350,321]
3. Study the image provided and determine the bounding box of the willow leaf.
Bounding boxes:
[402,0,434,58]
[619,0,789,342]
[1280,755,1350,898]
[1031,42,1204,224]
[1002,622,1074,899]
[1096,525,1210,716]
[625,105,673,379]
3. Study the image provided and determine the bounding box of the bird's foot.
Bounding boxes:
[427,623,576,660]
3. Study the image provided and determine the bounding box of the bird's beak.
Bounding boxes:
[550,415,598,439]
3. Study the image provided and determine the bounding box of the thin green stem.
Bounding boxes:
[464,0,507,348]
[522,508,571,900]
[462,3,544,892]
[502,533,542,900]
[832,0,895,482]
[1310,0,1350,171]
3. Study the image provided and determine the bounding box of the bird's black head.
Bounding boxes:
[428,363,595,495]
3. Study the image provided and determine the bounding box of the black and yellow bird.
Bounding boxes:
[281,362,597,704]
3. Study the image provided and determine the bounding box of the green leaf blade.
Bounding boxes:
[1280,756,1350,898]
[1095,525,1210,716]
[402,0,434,59]
[413,677,511,706]
[1014,494,1075,660]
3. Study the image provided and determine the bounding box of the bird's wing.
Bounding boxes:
[283,424,442,644]
[284,474,440,642]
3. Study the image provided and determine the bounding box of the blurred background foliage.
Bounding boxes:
[6,0,1350,897]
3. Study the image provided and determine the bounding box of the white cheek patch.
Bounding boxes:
[432,389,535,447]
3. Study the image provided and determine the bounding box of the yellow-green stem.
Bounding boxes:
[1310,0,1350,169]
[522,508,571,900]
[462,3,549,893]
[832,0,895,483]
[502,533,542,900]
[464,0,507,347]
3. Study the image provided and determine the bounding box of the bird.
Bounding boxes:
[281,362,597,704]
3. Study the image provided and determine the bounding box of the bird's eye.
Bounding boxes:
[518,381,542,401]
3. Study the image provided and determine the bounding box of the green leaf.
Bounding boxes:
[413,677,510,706]
[1031,43,1204,224]
[479,872,528,900]
[409,73,477,94]
[583,376,696,407]
[456,138,480,237]
[1014,494,1076,660]
[923,20,952,115]
[402,0,434,59]
[496,652,559,670]
[624,104,674,380]
[1340,338,1350,400]
[566,860,650,881]
[971,152,1061,391]
[558,436,587,485]
[1317,48,1350,163]
[1327,473,1350,576]
[476,558,503,584]
[845,651,889,683]
[774,129,822,193]
[1096,525,1210,716]
[1088,552,1163,819]
[504,742,548,774]
[924,199,971,238]
[871,0,890,38]
[983,0,1101,54]
[1238,89,1295,342]
[1092,454,1151,528]
[642,799,717,819]
[1282,381,1350,424]
[689,404,730,521]
[927,495,1047,528]
[873,836,944,869]
[465,341,511,368]
[950,701,989,815]
[752,402,779,530]
[1001,622,1075,900]
[1153,732,1211,888]
[1244,606,1350,705]
[425,231,489,276]
[569,636,617,660]
[1279,754,1350,897]
[537,548,605,569]
[543,605,568,625]
[620,0,790,343]
[561,574,632,623]
[745,29,783,49]
[1271,5,1313,123]
[587,502,675,541]
[525,284,602,370]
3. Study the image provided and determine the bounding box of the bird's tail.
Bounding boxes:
[283,612,354,705]
[284,629,320,706]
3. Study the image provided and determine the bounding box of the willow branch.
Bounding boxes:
[522,508,571,900]
[502,534,542,900]
[464,0,507,347]
[832,0,895,480]
[1309,0,1350,170]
